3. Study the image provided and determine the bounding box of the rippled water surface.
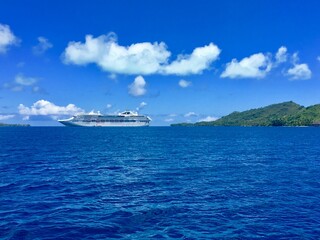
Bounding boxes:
[1,127,320,239]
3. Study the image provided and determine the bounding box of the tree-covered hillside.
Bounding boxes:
[171,102,320,127]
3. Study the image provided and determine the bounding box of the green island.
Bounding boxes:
[0,123,30,127]
[171,101,320,127]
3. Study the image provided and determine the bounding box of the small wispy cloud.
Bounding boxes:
[3,74,45,93]
[32,37,53,55]
[136,101,147,111]
[106,104,112,109]
[184,112,197,117]
[15,74,37,86]
[17,62,25,68]
[0,114,15,121]
[108,73,117,81]
[199,116,218,122]
[178,79,192,88]
[164,118,174,122]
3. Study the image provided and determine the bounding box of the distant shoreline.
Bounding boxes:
[0,123,30,127]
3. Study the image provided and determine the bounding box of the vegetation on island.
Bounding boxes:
[171,101,320,127]
[0,123,30,127]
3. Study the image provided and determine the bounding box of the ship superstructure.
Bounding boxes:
[58,111,151,127]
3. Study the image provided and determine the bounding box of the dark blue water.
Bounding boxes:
[1,127,320,239]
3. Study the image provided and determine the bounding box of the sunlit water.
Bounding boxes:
[1,127,320,239]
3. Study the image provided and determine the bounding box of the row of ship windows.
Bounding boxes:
[74,120,149,123]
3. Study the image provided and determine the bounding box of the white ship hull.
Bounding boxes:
[58,120,149,127]
[58,111,151,127]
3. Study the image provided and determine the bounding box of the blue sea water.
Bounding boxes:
[0,127,320,239]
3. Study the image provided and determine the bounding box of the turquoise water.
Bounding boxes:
[1,127,320,239]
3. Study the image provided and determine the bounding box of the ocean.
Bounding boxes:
[1,127,320,239]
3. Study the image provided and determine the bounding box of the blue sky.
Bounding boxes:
[0,0,320,126]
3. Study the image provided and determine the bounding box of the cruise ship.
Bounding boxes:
[58,111,151,127]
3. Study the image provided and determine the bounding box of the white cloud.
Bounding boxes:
[33,37,53,55]
[286,53,312,80]
[184,112,197,117]
[15,74,38,86]
[275,46,287,64]
[108,73,117,80]
[18,100,84,118]
[4,74,42,93]
[140,101,147,108]
[136,101,147,111]
[4,84,23,92]
[63,34,170,75]
[106,104,112,109]
[317,56,320,62]
[292,52,299,64]
[63,33,220,75]
[163,43,221,75]
[287,63,311,80]
[0,23,18,53]
[221,53,272,79]
[0,114,15,121]
[199,116,218,122]
[128,75,146,96]
[164,118,174,122]
[17,61,25,68]
[32,86,40,93]
[178,79,192,88]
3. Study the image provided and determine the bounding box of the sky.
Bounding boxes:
[0,0,320,126]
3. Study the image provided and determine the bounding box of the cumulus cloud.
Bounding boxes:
[178,79,192,88]
[199,116,218,122]
[184,112,197,117]
[0,23,18,53]
[33,37,53,55]
[128,75,147,96]
[286,53,312,80]
[63,33,220,75]
[63,34,170,75]
[163,43,221,75]
[275,46,287,64]
[221,53,272,79]
[18,100,84,119]
[287,64,311,80]
[0,114,15,121]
